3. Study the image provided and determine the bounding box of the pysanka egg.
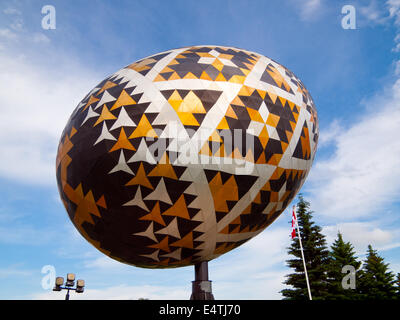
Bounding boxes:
[56,46,318,268]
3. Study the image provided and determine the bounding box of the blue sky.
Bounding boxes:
[0,0,399,299]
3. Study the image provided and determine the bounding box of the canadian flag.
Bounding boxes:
[291,205,297,239]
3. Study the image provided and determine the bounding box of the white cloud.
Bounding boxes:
[31,33,50,43]
[299,0,322,21]
[317,119,342,148]
[211,225,292,299]
[388,0,400,25]
[10,19,23,32]
[377,241,400,251]
[306,79,400,220]
[392,42,400,52]
[83,256,131,271]
[3,8,21,15]
[0,265,33,278]
[0,28,17,40]
[323,222,399,254]
[0,49,101,185]
[32,284,189,300]
[359,0,389,25]
[213,269,288,300]
[0,224,57,245]
[0,9,23,39]
[357,0,400,30]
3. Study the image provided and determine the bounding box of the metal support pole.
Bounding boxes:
[190,261,214,300]
[65,289,70,300]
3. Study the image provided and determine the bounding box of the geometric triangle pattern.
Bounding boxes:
[56,45,318,269]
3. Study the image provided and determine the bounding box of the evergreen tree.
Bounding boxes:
[358,245,397,300]
[326,232,362,300]
[396,273,400,299]
[281,195,330,300]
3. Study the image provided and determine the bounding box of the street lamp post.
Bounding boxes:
[53,273,85,300]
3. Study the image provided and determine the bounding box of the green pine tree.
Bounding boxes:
[281,195,330,300]
[358,245,397,300]
[326,232,362,300]
[396,273,400,299]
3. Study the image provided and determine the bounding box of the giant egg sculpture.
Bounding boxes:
[56,46,318,268]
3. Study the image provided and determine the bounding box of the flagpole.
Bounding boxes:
[293,205,312,300]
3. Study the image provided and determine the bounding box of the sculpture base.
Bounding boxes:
[190,280,215,300]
